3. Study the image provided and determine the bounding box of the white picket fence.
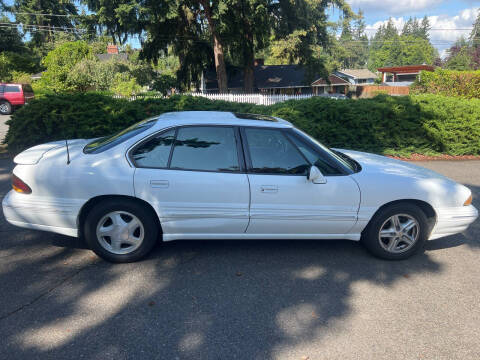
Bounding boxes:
[112,92,317,105]
[189,92,316,105]
[112,94,164,101]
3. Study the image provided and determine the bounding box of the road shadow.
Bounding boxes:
[0,230,443,359]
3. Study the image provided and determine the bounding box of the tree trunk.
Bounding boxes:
[201,0,228,93]
[240,0,255,92]
[213,33,228,92]
[244,63,254,92]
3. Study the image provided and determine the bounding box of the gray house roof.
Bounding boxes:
[336,69,376,79]
[96,53,128,62]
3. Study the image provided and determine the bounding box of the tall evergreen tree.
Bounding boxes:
[9,0,78,46]
[470,9,480,48]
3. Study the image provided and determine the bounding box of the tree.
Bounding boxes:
[445,46,474,70]
[470,9,480,48]
[329,10,369,69]
[368,18,437,70]
[0,16,25,52]
[81,0,141,45]
[9,0,79,46]
[41,41,93,91]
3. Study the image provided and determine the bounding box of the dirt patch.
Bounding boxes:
[387,153,480,161]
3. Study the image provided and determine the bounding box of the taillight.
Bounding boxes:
[12,174,32,194]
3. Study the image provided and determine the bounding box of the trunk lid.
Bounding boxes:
[13,139,88,165]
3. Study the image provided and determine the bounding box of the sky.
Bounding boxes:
[345,0,480,57]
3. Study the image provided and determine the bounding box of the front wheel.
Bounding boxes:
[361,203,429,260]
[84,199,159,263]
[0,101,12,115]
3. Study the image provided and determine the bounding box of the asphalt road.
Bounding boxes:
[0,157,479,360]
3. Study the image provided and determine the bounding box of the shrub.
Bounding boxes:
[5,93,480,157]
[412,69,480,99]
[110,73,142,96]
[41,41,93,92]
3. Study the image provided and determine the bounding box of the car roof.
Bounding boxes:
[153,111,293,128]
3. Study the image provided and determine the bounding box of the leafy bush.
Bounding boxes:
[110,73,142,96]
[41,41,93,92]
[5,93,480,157]
[412,69,480,99]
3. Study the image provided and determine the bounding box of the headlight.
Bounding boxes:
[464,194,473,206]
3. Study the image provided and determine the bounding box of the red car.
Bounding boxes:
[0,83,34,115]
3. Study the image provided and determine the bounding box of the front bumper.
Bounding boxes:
[429,205,478,240]
[2,190,79,237]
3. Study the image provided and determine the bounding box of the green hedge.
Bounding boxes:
[5,93,480,157]
[411,69,480,99]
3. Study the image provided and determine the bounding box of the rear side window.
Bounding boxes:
[84,117,158,154]
[170,126,240,172]
[0,85,4,93]
[243,128,309,175]
[131,129,175,168]
[5,85,20,93]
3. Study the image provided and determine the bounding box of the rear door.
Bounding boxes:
[4,85,23,105]
[242,126,360,236]
[133,125,250,238]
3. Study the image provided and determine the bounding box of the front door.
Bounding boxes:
[133,125,250,239]
[241,127,360,236]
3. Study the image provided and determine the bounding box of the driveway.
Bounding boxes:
[0,115,9,143]
[0,158,479,360]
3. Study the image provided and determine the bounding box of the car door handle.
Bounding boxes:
[150,180,169,188]
[260,185,278,193]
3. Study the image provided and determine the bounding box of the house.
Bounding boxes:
[95,44,128,62]
[201,62,349,95]
[333,69,377,85]
[311,75,350,95]
[377,64,435,86]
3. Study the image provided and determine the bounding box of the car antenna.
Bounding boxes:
[65,139,71,165]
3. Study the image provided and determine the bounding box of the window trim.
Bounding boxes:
[128,124,245,174]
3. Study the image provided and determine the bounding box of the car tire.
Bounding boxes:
[0,101,12,115]
[84,199,159,263]
[361,203,429,260]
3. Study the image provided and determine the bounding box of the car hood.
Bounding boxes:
[335,149,453,181]
[334,149,471,208]
[14,139,89,165]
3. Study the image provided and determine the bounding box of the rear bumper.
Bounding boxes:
[430,205,478,240]
[2,190,79,237]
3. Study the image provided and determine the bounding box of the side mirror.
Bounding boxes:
[307,165,327,184]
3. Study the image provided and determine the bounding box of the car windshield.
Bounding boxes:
[84,117,158,154]
[292,128,360,173]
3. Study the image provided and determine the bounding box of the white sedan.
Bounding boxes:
[2,111,478,262]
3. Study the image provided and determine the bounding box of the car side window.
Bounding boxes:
[169,126,240,172]
[285,132,342,176]
[131,129,176,168]
[5,85,20,93]
[22,84,33,92]
[244,128,309,175]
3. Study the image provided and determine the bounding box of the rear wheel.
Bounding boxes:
[0,101,12,115]
[84,199,159,263]
[361,203,428,260]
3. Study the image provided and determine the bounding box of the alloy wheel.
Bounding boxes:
[378,214,419,254]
